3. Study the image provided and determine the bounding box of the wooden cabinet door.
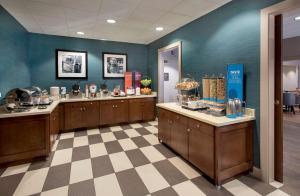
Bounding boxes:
[83,101,100,127]
[188,119,214,178]
[59,104,65,131]
[171,113,189,159]
[64,103,83,130]
[158,109,171,145]
[129,99,143,122]
[99,101,115,125]
[142,98,155,121]
[115,100,129,124]
[53,108,59,140]
[50,111,56,147]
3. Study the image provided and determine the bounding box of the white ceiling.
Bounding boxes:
[283,8,300,39]
[0,0,231,44]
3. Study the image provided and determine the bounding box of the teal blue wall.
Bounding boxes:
[147,0,283,167]
[28,34,148,91]
[0,6,30,96]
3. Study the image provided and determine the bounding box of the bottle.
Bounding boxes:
[85,84,89,98]
[234,98,242,116]
[136,87,140,96]
[226,99,236,118]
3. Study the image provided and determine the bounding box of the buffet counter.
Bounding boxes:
[0,93,156,165]
[156,102,255,186]
[156,102,255,127]
[0,93,157,119]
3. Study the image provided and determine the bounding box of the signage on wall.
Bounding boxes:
[164,73,169,81]
[227,64,244,101]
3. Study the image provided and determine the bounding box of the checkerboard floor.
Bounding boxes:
[0,121,291,196]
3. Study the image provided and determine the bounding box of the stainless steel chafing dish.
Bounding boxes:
[3,86,47,112]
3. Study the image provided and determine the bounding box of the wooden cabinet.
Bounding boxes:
[64,103,83,130]
[83,101,100,127]
[158,110,188,159]
[64,101,100,130]
[0,115,50,164]
[129,98,155,122]
[59,104,65,131]
[99,101,115,125]
[128,99,143,122]
[50,107,59,147]
[158,109,171,145]
[100,100,128,125]
[62,97,155,129]
[114,100,129,124]
[188,118,214,178]
[171,114,189,160]
[157,108,254,186]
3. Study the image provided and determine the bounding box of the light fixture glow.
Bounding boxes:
[156,27,164,31]
[100,38,107,41]
[107,19,116,24]
[295,16,300,21]
[77,31,85,35]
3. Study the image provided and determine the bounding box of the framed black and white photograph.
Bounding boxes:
[56,49,88,79]
[103,52,127,78]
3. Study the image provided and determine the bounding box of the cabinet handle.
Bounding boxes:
[80,107,83,111]
[90,102,93,105]
[121,100,124,103]
[197,124,200,128]
[187,128,191,132]
[112,105,115,108]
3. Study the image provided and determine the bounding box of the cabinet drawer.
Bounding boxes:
[189,118,214,137]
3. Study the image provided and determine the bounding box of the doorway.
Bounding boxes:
[158,41,182,103]
[260,1,300,194]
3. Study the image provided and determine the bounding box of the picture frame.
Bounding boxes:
[102,52,127,78]
[56,49,88,79]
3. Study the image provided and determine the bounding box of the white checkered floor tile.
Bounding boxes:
[0,121,290,196]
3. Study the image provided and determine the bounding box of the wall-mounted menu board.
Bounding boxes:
[227,64,244,101]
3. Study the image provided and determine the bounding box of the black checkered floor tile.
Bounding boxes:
[0,121,290,196]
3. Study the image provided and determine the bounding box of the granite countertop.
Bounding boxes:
[0,93,157,119]
[156,102,255,127]
[60,92,157,103]
[0,100,60,119]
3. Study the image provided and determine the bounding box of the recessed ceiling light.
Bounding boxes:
[77,31,85,35]
[156,27,164,31]
[295,16,300,21]
[107,19,116,24]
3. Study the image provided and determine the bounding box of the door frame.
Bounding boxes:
[260,0,300,183]
[157,41,182,103]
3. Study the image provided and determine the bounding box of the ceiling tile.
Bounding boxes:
[30,0,62,5]
[64,8,97,28]
[172,0,217,17]
[157,12,192,26]
[129,6,165,23]
[138,0,182,11]
[25,0,65,18]
[61,0,102,12]
[98,0,137,20]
